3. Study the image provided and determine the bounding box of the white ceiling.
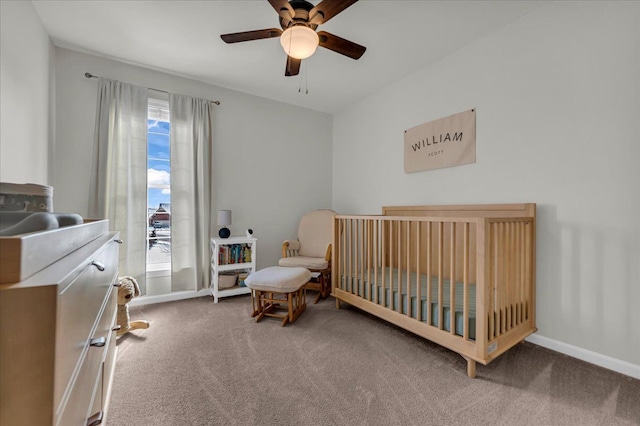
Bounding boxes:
[32,0,546,114]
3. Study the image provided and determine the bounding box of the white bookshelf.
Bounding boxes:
[210,236,256,303]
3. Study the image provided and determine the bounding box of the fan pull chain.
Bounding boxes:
[298,61,309,95]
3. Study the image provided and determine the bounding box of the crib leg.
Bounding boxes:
[463,356,476,378]
[335,299,340,309]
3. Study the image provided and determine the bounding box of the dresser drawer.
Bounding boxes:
[89,305,118,425]
[56,274,117,426]
[55,239,119,407]
[56,322,109,426]
[101,305,118,409]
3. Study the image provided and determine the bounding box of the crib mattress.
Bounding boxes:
[340,268,477,339]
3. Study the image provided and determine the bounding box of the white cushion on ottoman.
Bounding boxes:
[245,266,311,293]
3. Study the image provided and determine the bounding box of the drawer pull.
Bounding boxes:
[87,411,103,426]
[90,337,106,347]
[114,239,123,244]
[112,325,122,332]
[91,261,105,271]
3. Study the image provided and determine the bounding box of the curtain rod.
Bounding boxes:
[84,72,221,105]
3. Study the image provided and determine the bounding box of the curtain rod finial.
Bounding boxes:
[85,72,93,78]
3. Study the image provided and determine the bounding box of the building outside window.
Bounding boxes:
[147,98,171,270]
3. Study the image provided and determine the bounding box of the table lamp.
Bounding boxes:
[217,210,232,238]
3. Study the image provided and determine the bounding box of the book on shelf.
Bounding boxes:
[217,243,252,265]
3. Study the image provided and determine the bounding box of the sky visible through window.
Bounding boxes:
[147,119,170,210]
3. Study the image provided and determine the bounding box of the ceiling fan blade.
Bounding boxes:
[285,56,301,77]
[317,31,366,59]
[221,28,282,44]
[309,0,358,25]
[268,0,295,20]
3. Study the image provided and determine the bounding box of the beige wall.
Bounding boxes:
[3,0,637,374]
[332,2,640,367]
[0,1,54,186]
[0,0,332,289]
[53,48,332,270]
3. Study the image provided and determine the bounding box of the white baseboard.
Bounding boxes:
[129,288,211,307]
[526,334,640,380]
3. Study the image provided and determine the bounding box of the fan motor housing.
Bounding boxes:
[279,0,320,30]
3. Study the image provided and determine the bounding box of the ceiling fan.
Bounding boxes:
[220,0,366,77]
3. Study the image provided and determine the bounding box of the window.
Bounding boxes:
[147,98,171,270]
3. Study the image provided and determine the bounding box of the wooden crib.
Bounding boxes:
[332,204,537,377]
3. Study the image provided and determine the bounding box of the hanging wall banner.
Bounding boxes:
[404,109,476,173]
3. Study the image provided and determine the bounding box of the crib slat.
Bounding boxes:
[477,218,490,357]
[522,222,527,324]
[352,219,357,296]
[397,221,401,314]
[515,222,521,326]
[512,223,516,327]
[498,223,506,335]
[382,219,387,308]
[367,220,373,302]
[359,219,363,297]
[497,223,503,336]
[523,222,528,321]
[516,222,524,325]
[507,223,513,329]
[342,219,346,292]
[508,223,513,330]
[495,222,501,337]
[416,221,421,322]
[489,223,496,339]
[389,220,393,309]
[524,221,530,323]
[364,219,368,301]
[511,223,516,328]
[463,223,469,340]
[335,218,340,292]
[366,220,371,302]
[450,222,456,335]
[426,221,432,326]
[388,220,392,306]
[360,219,364,299]
[406,221,411,318]
[349,219,354,294]
[515,223,520,326]
[511,222,516,329]
[387,221,395,310]
[355,219,359,296]
[438,222,444,330]
[344,219,348,293]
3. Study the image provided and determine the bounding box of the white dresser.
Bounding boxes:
[0,225,120,426]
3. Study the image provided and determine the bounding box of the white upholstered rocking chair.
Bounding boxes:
[278,209,336,303]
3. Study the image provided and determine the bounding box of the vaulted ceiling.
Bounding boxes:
[32,1,546,113]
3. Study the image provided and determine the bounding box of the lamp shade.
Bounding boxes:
[280,26,319,60]
[217,210,232,238]
[217,210,232,226]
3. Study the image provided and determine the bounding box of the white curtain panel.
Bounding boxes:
[89,78,149,293]
[169,94,214,292]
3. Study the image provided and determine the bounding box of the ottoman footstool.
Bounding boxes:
[245,266,311,326]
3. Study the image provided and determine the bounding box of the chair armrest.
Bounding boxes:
[325,244,332,262]
[282,240,300,258]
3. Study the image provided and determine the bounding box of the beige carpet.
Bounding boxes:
[108,294,639,426]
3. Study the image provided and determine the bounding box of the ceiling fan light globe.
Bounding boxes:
[280,26,319,60]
